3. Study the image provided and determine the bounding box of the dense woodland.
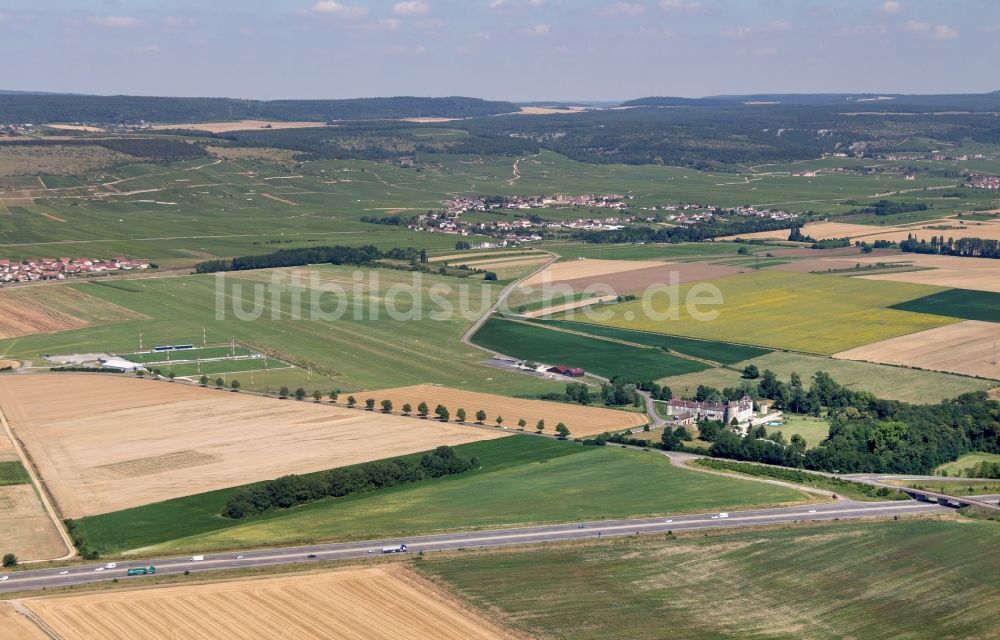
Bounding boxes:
[0,95,517,124]
[0,137,206,160]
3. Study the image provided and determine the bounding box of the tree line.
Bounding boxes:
[900,234,1000,259]
[222,446,478,519]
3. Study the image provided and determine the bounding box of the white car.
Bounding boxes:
[808,509,817,514]
[718,512,729,519]
[104,562,117,569]
[710,515,719,519]
[0,575,8,581]
[58,570,69,575]
[235,555,245,560]
[94,567,105,572]
[664,519,673,524]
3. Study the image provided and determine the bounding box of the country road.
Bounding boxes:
[0,499,947,595]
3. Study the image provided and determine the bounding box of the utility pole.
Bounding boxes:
[203,327,206,345]
[139,331,143,352]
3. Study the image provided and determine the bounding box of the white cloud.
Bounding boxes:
[904,20,958,39]
[928,24,958,39]
[874,1,903,15]
[90,16,141,28]
[530,23,551,36]
[601,2,645,18]
[393,1,430,15]
[163,16,195,31]
[659,0,703,14]
[310,1,368,18]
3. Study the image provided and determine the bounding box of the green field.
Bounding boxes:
[521,317,772,364]
[472,316,709,381]
[891,288,1000,323]
[420,519,1000,640]
[122,345,256,364]
[154,357,290,378]
[765,414,831,448]
[574,271,954,355]
[79,437,806,556]
[661,350,991,404]
[0,267,567,396]
[0,460,29,486]
[935,452,1000,477]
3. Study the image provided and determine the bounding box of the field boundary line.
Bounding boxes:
[0,404,76,562]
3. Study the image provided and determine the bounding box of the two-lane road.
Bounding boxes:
[0,498,948,594]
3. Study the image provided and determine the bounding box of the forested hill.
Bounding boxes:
[0,94,517,124]
[624,91,1000,110]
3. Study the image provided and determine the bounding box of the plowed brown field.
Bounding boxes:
[521,258,737,294]
[0,375,505,517]
[367,384,647,436]
[18,566,519,640]
[0,286,145,339]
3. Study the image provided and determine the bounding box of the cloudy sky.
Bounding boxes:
[0,1,995,100]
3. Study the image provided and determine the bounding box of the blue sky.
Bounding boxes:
[0,1,994,100]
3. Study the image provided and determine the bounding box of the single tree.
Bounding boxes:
[475,409,487,424]
[435,404,450,421]
[294,387,306,401]
[215,377,225,389]
[346,395,356,408]
[536,419,545,433]
[381,399,393,413]
[2,553,16,568]
[495,415,504,427]
[365,398,376,411]
[661,426,680,451]
[517,418,527,430]
[279,386,290,398]
[328,390,338,403]
[198,374,208,386]
[455,408,466,423]
[741,364,760,380]
[555,422,570,439]
[167,371,175,382]
[402,403,412,416]
[313,390,322,403]
[230,379,241,392]
[418,401,429,418]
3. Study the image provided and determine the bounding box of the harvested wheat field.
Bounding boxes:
[0,484,68,560]
[151,120,328,133]
[17,566,519,640]
[367,384,647,437]
[852,253,1000,293]
[0,374,504,517]
[521,259,658,286]
[0,603,49,640]
[456,255,550,269]
[0,286,145,339]
[520,294,618,318]
[834,320,1000,380]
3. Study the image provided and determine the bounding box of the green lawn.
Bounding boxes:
[0,460,29,486]
[83,437,806,557]
[122,346,256,364]
[765,415,831,448]
[891,288,1000,323]
[935,452,1000,477]
[472,315,709,381]
[420,519,1000,640]
[661,350,991,404]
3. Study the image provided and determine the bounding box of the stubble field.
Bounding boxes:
[0,374,504,517]
[0,285,145,339]
[834,320,1000,380]
[365,383,648,436]
[15,566,518,640]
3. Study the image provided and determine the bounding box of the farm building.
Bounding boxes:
[547,365,585,377]
[97,357,143,372]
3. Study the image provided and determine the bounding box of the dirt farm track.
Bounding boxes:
[0,374,505,517]
[3,566,518,640]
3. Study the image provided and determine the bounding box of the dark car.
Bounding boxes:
[307,554,317,559]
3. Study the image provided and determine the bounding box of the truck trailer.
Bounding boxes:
[381,544,408,554]
[126,565,156,576]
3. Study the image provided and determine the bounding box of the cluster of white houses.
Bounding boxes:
[0,257,150,283]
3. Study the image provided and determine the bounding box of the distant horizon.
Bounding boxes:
[1,1,996,101]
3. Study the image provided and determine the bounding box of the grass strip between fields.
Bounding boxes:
[689,458,909,501]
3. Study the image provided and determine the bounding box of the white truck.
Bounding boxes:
[380,544,408,554]
[191,555,204,562]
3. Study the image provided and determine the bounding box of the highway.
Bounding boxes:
[0,498,948,594]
